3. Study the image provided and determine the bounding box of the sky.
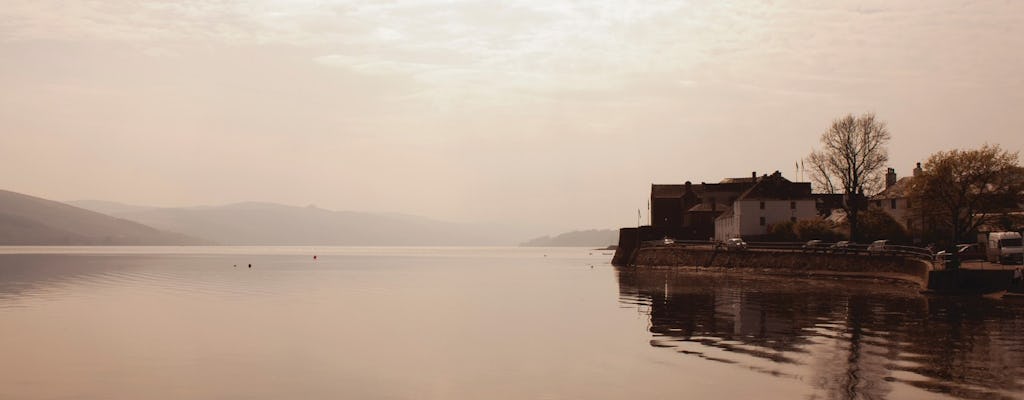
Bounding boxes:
[2,0,1023,233]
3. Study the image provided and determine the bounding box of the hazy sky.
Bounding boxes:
[2,0,1023,233]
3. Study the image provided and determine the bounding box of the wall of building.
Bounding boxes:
[714,214,737,241]
[651,198,682,228]
[734,199,817,237]
[871,198,911,228]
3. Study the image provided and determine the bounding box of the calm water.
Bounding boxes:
[0,247,1022,399]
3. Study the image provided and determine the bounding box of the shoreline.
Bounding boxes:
[618,264,927,290]
[617,245,932,289]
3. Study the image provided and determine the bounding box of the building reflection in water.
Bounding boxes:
[616,267,1024,400]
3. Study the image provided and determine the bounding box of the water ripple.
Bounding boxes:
[616,267,1024,400]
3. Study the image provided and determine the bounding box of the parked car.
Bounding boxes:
[724,238,748,251]
[956,243,985,261]
[830,241,854,253]
[663,237,675,245]
[802,240,828,252]
[936,243,986,262]
[867,240,889,253]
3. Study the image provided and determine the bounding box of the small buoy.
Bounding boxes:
[248,264,252,268]
[233,264,236,267]
[313,255,317,260]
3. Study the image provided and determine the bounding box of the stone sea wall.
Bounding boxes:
[629,246,931,288]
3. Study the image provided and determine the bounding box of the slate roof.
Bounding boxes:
[651,184,687,198]
[736,175,812,201]
[687,203,729,212]
[872,177,914,200]
[719,177,758,184]
[653,172,768,198]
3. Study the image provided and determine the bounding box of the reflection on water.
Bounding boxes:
[616,268,1024,400]
[1,248,654,400]
[3,249,1023,399]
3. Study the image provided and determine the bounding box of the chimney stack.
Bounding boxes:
[913,162,923,177]
[751,171,756,179]
[885,168,897,189]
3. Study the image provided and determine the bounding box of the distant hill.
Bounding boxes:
[0,190,206,245]
[68,199,156,215]
[69,200,535,246]
[520,229,618,247]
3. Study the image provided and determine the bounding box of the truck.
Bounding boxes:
[985,231,1023,264]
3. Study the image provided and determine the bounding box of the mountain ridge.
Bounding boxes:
[0,190,207,245]
[69,199,539,246]
[520,229,618,247]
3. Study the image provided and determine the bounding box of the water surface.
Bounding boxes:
[0,247,1021,399]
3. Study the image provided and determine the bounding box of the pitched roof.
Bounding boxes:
[736,175,812,201]
[687,203,729,212]
[719,177,758,184]
[872,177,914,200]
[653,174,790,200]
[716,205,735,220]
[651,184,686,198]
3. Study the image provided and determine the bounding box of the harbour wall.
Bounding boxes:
[626,246,932,288]
[613,227,661,266]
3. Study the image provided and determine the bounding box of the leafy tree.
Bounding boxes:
[793,219,844,242]
[909,144,1024,245]
[806,113,891,241]
[768,220,798,241]
[858,208,910,244]
[767,219,843,242]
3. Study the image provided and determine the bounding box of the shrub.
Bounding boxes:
[767,219,843,242]
[793,219,845,241]
[858,208,910,244]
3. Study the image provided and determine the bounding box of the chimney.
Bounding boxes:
[752,171,756,179]
[885,167,897,189]
[913,162,923,177]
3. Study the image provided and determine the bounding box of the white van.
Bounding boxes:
[986,232,1023,264]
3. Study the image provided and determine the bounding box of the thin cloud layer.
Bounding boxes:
[2,1,1023,232]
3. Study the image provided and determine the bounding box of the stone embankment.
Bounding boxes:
[623,246,931,288]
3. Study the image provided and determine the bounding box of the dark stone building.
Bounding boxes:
[649,171,832,241]
[650,172,762,240]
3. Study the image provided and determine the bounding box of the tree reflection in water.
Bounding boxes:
[616,267,1024,400]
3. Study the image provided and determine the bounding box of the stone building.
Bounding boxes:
[714,172,816,241]
[651,171,816,240]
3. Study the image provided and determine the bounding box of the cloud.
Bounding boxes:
[313,54,437,76]
[3,0,1024,230]
[5,0,1023,111]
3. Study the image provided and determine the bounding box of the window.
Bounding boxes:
[891,199,897,209]
[759,217,766,226]
[790,201,796,210]
[906,198,912,208]
[759,201,765,210]
[875,200,882,207]
[790,217,796,222]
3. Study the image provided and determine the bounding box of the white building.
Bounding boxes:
[715,172,818,241]
[869,164,921,231]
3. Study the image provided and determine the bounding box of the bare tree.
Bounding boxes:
[909,145,1024,245]
[805,113,891,240]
